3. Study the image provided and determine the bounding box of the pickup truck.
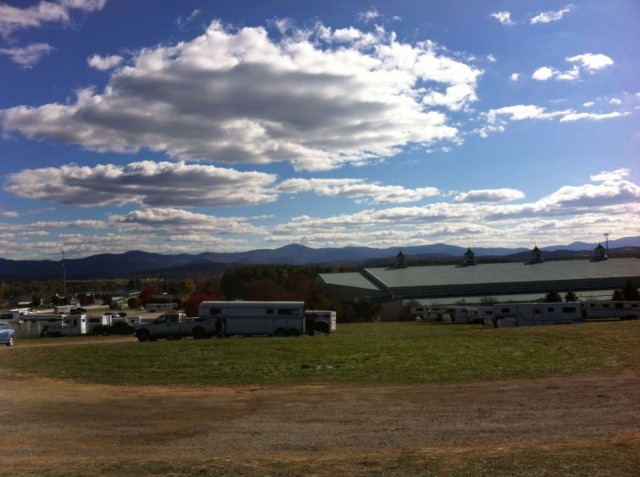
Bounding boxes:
[134,313,217,342]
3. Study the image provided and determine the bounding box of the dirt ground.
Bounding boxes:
[1,364,639,476]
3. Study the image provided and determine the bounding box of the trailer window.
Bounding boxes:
[533,309,541,315]
[277,308,300,316]
[562,307,577,313]
[547,308,555,313]
[266,309,274,315]
[208,308,222,316]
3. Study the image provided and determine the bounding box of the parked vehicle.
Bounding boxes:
[89,315,135,335]
[45,315,88,337]
[134,313,217,341]
[199,301,305,337]
[304,310,337,334]
[145,303,178,312]
[492,303,582,327]
[0,322,16,346]
[582,301,640,320]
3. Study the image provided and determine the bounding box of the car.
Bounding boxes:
[0,322,16,346]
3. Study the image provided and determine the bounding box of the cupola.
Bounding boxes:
[395,250,407,268]
[593,243,608,261]
[529,245,544,264]
[463,247,476,266]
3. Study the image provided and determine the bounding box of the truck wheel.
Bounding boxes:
[137,330,150,342]
[192,328,206,340]
[287,328,300,337]
[274,328,286,337]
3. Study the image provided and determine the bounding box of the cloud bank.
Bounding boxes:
[1,20,481,171]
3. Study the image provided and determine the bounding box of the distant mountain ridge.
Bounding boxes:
[1,236,638,280]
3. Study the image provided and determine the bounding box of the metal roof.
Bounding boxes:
[320,258,639,292]
[319,272,381,291]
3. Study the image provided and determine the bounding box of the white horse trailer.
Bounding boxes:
[494,303,582,327]
[199,301,305,337]
[304,310,337,334]
[43,314,88,337]
[581,301,640,320]
[4,313,89,338]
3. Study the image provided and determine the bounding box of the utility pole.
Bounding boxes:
[61,250,67,299]
[603,233,610,257]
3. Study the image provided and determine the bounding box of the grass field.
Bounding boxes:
[2,320,639,386]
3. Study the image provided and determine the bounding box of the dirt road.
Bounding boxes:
[1,368,639,476]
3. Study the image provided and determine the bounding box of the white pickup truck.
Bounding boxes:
[134,313,218,342]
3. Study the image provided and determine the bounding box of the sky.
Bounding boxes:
[0,0,639,261]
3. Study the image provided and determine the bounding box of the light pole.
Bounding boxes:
[603,233,609,257]
[61,250,67,299]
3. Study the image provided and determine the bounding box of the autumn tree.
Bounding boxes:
[183,289,218,317]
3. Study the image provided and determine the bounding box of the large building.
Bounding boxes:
[318,246,640,320]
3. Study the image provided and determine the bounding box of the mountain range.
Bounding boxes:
[1,236,638,280]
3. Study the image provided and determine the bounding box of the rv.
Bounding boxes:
[199,301,305,337]
[493,303,583,327]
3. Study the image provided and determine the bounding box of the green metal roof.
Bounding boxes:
[320,258,640,292]
[319,272,381,291]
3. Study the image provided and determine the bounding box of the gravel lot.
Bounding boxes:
[1,366,639,476]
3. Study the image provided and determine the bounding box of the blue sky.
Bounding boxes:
[1,0,639,260]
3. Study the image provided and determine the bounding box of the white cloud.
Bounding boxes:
[277,178,439,204]
[510,73,520,81]
[358,9,380,24]
[1,20,480,171]
[269,175,640,249]
[530,5,574,24]
[478,104,628,136]
[453,189,525,203]
[532,53,613,82]
[109,208,264,235]
[566,53,614,72]
[0,0,107,37]
[490,12,515,26]
[0,43,54,68]
[532,66,555,81]
[4,161,279,207]
[176,8,201,29]
[559,111,630,122]
[590,168,630,182]
[87,53,123,70]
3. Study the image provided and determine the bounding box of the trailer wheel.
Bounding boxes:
[287,328,300,337]
[137,330,150,342]
[315,321,330,335]
[274,328,286,337]
[6,336,14,347]
[192,327,206,340]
